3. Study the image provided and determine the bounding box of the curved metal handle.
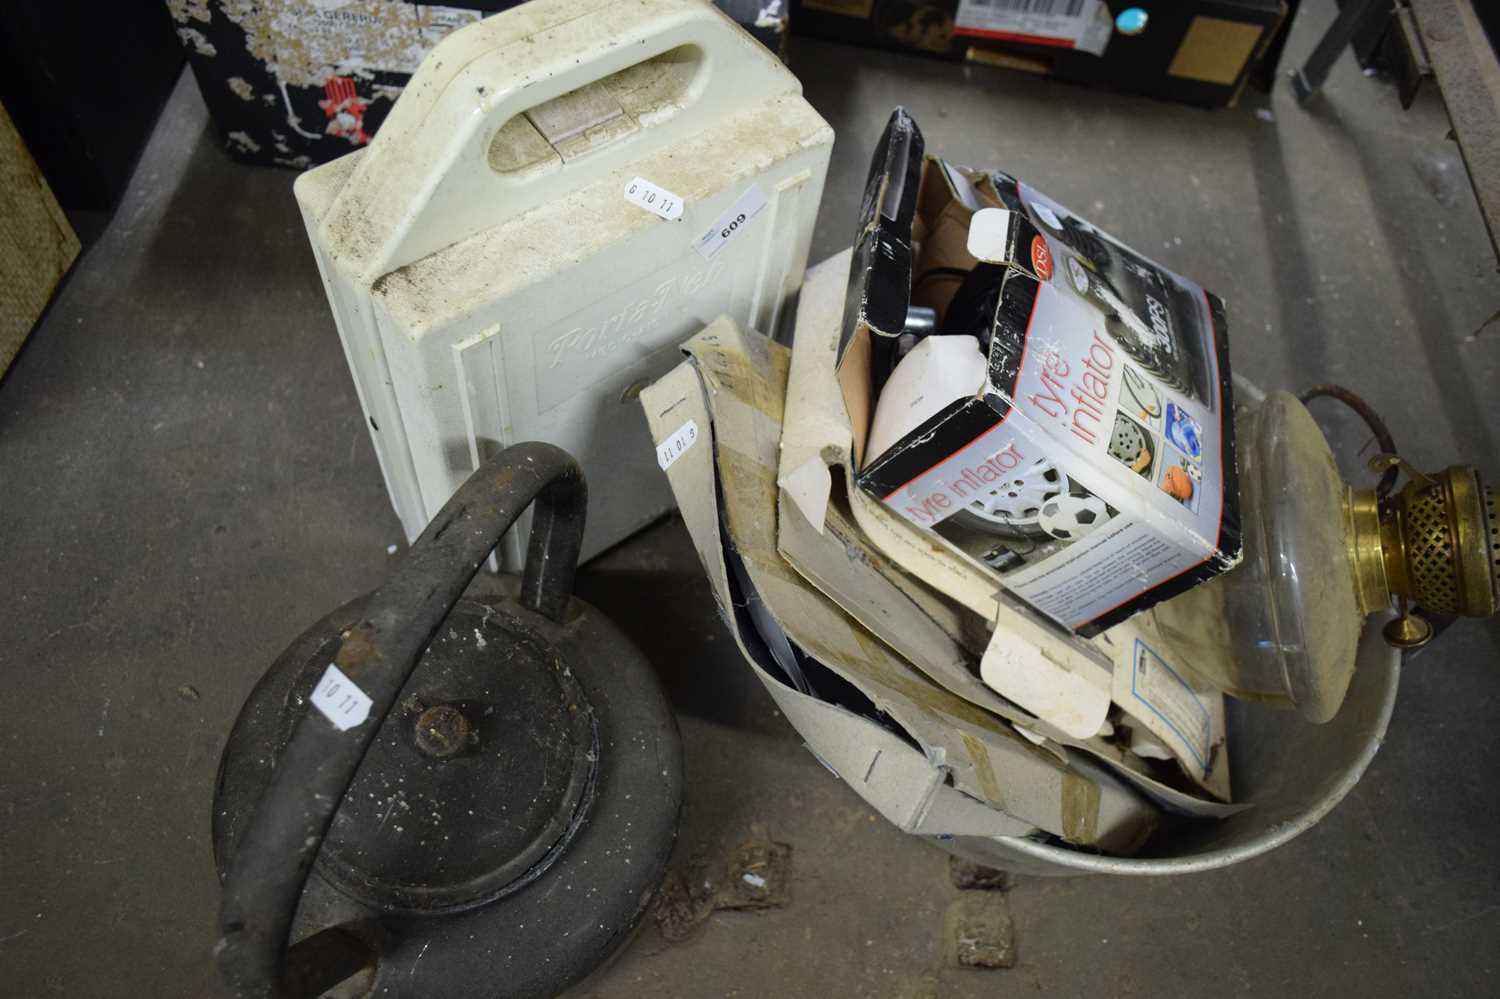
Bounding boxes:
[216,442,587,999]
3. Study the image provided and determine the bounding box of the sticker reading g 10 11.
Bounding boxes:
[656,419,699,470]
[310,664,373,731]
[623,177,684,221]
[695,184,769,260]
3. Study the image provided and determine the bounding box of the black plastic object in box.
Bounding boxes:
[838,106,924,402]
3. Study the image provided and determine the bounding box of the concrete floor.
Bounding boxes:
[3,2,1499,996]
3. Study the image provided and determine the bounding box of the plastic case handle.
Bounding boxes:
[215,442,587,999]
[309,0,803,278]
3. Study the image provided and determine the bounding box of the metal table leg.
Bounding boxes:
[1291,0,1388,103]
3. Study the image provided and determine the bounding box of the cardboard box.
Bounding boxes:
[839,109,1242,642]
[791,0,1286,109]
[784,248,1235,799]
[166,0,789,168]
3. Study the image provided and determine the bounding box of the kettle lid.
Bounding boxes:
[314,600,595,913]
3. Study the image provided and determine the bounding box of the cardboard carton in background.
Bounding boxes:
[790,0,1288,109]
[0,102,79,379]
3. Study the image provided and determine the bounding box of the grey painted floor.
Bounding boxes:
[3,3,1499,996]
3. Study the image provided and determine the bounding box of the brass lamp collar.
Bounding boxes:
[1347,454,1499,650]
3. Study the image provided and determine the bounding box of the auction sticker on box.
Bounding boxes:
[954,0,1113,56]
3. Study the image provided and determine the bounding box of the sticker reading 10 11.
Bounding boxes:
[310,664,373,732]
[656,419,699,470]
[623,176,684,221]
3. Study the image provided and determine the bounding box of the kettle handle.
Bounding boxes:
[215,442,587,999]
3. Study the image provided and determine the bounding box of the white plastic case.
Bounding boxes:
[296,0,833,568]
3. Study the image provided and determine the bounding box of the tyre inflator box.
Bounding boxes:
[839,109,1241,637]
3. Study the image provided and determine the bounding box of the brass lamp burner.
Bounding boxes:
[1348,456,1500,649]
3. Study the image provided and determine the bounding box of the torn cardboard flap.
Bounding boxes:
[667,315,1160,851]
[780,251,855,536]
